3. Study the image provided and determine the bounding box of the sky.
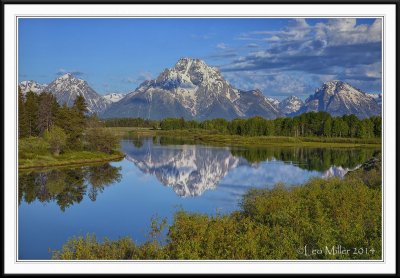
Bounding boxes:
[18,18,382,100]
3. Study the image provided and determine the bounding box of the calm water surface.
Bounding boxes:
[18,137,380,259]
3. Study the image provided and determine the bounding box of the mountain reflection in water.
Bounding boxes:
[18,138,380,259]
[122,137,379,198]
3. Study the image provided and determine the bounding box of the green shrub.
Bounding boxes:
[18,137,49,159]
[85,128,119,154]
[44,126,67,156]
[53,171,382,260]
[52,234,138,260]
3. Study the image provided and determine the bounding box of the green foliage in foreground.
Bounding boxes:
[44,126,67,156]
[52,164,381,260]
[18,137,50,159]
[85,128,119,154]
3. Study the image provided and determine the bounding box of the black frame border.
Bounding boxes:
[2,0,398,276]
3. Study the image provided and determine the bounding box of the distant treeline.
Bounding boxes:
[104,112,381,138]
[104,117,158,128]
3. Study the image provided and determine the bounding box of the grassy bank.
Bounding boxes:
[107,127,381,148]
[104,127,151,138]
[18,127,124,170]
[52,156,382,260]
[18,150,125,170]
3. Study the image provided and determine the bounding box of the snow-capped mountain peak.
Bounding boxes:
[300,80,381,118]
[278,95,304,115]
[366,93,382,106]
[44,73,109,113]
[102,58,282,120]
[266,97,280,108]
[59,72,73,79]
[155,57,240,109]
[103,92,126,103]
[19,80,47,94]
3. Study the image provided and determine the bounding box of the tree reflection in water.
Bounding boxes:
[18,163,122,211]
[122,137,380,197]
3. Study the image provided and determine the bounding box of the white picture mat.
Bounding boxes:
[4,4,396,274]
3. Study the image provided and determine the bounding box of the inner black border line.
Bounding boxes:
[13,15,387,18]
[13,14,386,265]
[2,1,399,4]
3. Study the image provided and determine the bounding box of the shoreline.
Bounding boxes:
[119,128,382,149]
[18,152,125,170]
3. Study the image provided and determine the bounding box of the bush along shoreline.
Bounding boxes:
[52,155,381,260]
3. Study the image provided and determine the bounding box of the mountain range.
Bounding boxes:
[298,80,381,118]
[19,80,47,95]
[18,58,382,119]
[103,92,126,103]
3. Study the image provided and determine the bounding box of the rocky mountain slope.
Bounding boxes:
[366,93,382,106]
[299,80,381,118]
[19,63,382,119]
[102,58,282,120]
[43,73,109,113]
[278,95,304,115]
[19,80,47,94]
[103,92,126,103]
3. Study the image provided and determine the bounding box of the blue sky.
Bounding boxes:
[18,18,382,99]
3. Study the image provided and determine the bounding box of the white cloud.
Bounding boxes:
[223,70,315,99]
[56,68,84,76]
[123,71,153,84]
[216,43,228,49]
[220,18,382,95]
[320,18,382,46]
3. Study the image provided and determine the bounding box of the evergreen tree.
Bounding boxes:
[24,91,39,137]
[72,94,88,116]
[55,103,85,150]
[18,87,29,138]
[323,117,332,137]
[370,116,382,138]
[37,92,59,135]
[342,114,359,137]
[358,118,375,138]
[86,113,104,128]
[264,120,275,136]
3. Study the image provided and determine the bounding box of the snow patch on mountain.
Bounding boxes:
[278,95,304,115]
[322,164,362,178]
[366,93,382,106]
[103,92,126,103]
[266,97,280,108]
[19,80,47,94]
[44,73,109,113]
[300,80,381,118]
[102,58,282,120]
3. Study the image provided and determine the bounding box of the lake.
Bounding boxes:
[18,137,380,259]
